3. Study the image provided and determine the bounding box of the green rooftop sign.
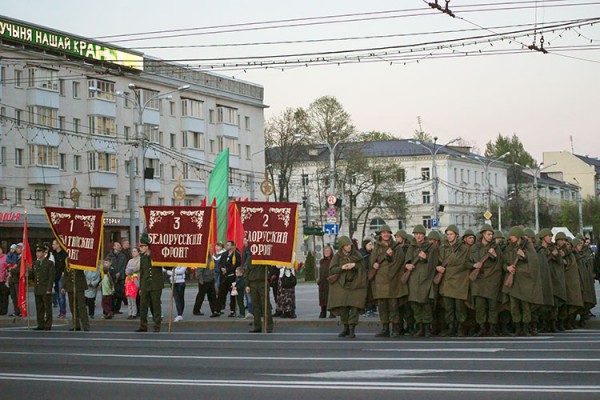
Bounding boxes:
[0,17,143,70]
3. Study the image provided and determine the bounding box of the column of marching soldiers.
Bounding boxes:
[327,224,597,339]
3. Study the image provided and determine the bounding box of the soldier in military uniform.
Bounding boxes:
[561,237,583,330]
[328,236,368,339]
[470,225,502,336]
[534,229,557,333]
[136,233,164,333]
[573,238,596,326]
[30,245,55,330]
[437,225,470,337]
[395,230,414,334]
[369,225,406,338]
[503,227,543,336]
[405,225,438,338]
[61,258,90,332]
[244,262,273,333]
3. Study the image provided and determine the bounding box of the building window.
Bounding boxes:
[145,159,160,178]
[181,99,203,118]
[182,164,189,180]
[28,67,58,91]
[209,140,215,154]
[246,145,251,160]
[422,191,431,204]
[73,118,80,133]
[15,109,22,126]
[170,133,177,148]
[369,217,386,232]
[91,191,102,209]
[454,168,458,182]
[223,137,238,154]
[145,124,159,143]
[125,195,130,211]
[111,194,118,211]
[0,107,5,124]
[88,116,116,136]
[182,131,204,150]
[72,81,80,98]
[34,189,47,207]
[88,79,116,101]
[124,126,131,141]
[181,131,188,148]
[158,197,164,206]
[217,106,237,124]
[15,70,23,87]
[421,167,430,180]
[170,101,176,116]
[209,109,215,124]
[245,116,250,130]
[59,153,67,170]
[15,148,24,166]
[0,147,5,165]
[422,216,432,229]
[0,66,5,84]
[15,188,23,205]
[58,116,65,131]
[93,152,117,172]
[460,169,464,182]
[74,155,81,172]
[139,88,160,110]
[59,79,65,96]
[171,165,177,180]
[184,199,193,206]
[31,106,58,128]
[28,145,58,169]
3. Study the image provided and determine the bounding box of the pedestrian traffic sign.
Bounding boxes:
[326,194,337,205]
[431,218,438,228]
[324,223,339,235]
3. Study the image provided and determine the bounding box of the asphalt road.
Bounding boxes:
[1,324,600,400]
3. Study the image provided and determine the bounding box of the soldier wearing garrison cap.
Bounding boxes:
[136,233,164,333]
[30,245,55,330]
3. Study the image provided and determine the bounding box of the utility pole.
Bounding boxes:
[574,178,584,236]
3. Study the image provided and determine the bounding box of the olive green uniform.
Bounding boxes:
[406,241,437,324]
[244,263,273,332]
[30,258,55,330]
[369,238,406,326]
[439,241,470,325]
[503,241,543,325]
[139,253,163,331]
[563,249,583,313]
[470,241,503,325]
[63,267,90,331]
[327,248,368,326]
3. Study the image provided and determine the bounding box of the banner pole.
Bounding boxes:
[263,266,267,334]
[26,273,30,329]
[72,275,76,331]
[168,269,175,333]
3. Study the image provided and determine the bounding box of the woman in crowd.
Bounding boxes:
[318,245,333,318]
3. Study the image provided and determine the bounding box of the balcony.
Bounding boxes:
[26,87,59,108]
[182,179,206,196]
[142,109,160,125]
[181,116,205,132]
[27,126,60,146]
[229,153,240,169]
[87,98,117,118]
[181,147,205,162]
[216,123,239,139]
[89,171,117,189]
[145,178,161,193]
[28,166,60,185]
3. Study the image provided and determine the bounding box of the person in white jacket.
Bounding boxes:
[166,267,187,321]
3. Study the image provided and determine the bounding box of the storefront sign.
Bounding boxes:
[0,212,21,223]
[103,217,121,225]
[44,207,104,271]
[143,206,213,268]
[0,18,143,70]
[238,202,298,266]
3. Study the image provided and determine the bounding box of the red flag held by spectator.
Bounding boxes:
[18,214,33,317]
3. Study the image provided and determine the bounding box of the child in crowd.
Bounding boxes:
[101,261,115,319]
[125,266,139,319]
[233,266,247,318]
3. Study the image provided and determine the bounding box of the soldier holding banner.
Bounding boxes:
[136,234,163,333]
[62,261,90,332]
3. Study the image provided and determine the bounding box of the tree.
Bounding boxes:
[559,196,600,237]
[304,251,316,282]
[265,108,310,201]
[485,133,537,227]
[306,96,356,149]
[362,130,397,141]
[413,116,433,142]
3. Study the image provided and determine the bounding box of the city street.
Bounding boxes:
[1,283,599,399]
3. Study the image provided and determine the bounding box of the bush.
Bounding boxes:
[304,251,316,282]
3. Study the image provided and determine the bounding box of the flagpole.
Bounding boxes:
[168,269,175,333]
[72,273,76,332]
[264,266,268,334]
[26,273,30,329]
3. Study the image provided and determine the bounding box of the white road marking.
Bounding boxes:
[0,373,599,393]
[1,350,599,362]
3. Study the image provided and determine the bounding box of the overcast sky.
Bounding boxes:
[3,0,599,161]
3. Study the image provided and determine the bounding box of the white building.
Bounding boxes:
[0,16,266,248]
[269,139,509,259]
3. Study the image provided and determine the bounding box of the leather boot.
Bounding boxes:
[439,323,450,337]
[511,323,523,337]
[523,323,531,337]
[474,324,487,337]
[549,320,558,333]
[530,322,538,336]
[319,307,327,319]
[457,322,466,337]
[391,323,403,338]
[424,323,432,338]
[338,324,350,338]
[375,323,390,338]
[414,323,425,337]
[347,324,356,339]
[488,324,498,337]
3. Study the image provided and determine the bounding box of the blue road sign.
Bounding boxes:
[324,223,339,235]
[431,218,439,228]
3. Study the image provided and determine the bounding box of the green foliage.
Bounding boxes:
[413,129,433,142]
[304,251,316,282]
[362,130,397,141]
[484,133,536,167]
[559,196,600,236]
[307,96,356,144]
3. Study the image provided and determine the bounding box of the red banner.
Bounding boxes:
[44,207,104,271]
[238,202,298,266]
[143,206,213,267]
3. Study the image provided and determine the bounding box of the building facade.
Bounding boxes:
[0,16,266,250]
[543,151,600,199]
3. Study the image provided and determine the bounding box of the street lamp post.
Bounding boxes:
[461,152,510,224]
[408,136,461,229]
[91,83,189,244]
[515,162,557,232]
[573,178,584,236]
